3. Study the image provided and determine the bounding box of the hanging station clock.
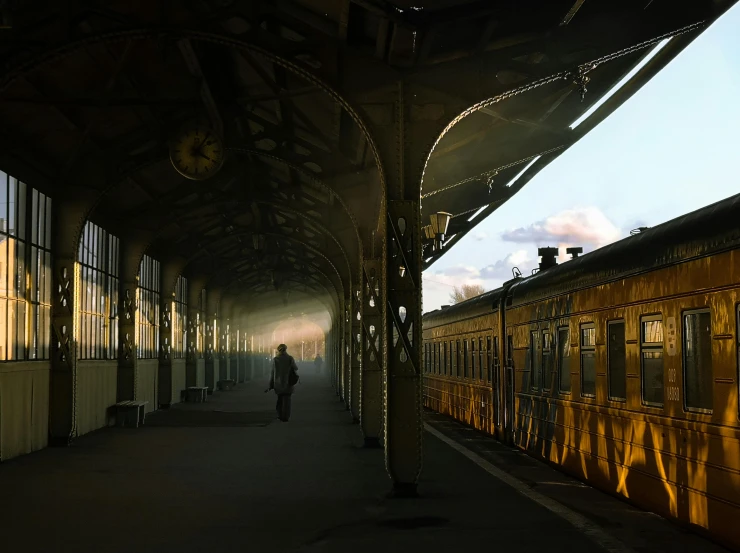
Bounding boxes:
[169,127,225,180]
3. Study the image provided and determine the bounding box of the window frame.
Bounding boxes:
[77,220,119,360]
[471,338,477,380]
[463,339,469,378]
[607,319,627,402]
[442,341,447,375]
[529,330,541,391]
[479,337,484,381]
[640,313,664,408]
[452,340,458,377]
[682,308,713,414]
[557,326,571,394]
[136,254,161,360]
[542,330,552,392]
[580,323,596,398]
[487,336,493,383]
[172,275,188,359]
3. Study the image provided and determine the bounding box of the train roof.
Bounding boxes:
[508,192,740,306]
[422,286,505,328]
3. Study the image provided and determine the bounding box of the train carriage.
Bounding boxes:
[422,192,740,549]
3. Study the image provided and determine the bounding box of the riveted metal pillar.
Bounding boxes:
[350,283,363,423]
[342,301,351,407]
[205,289,221,394]
[185,279,205,388]
[219,297,233,383]
[117,240,144,403]
[385,200,423,496]
[157,262,179,408]
[49,201,86,446]
[361,259,383,447]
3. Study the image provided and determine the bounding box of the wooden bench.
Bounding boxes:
[217,379,236,391]
[186,386,208,403]
[114,401,148,428]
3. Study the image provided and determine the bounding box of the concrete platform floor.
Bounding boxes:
[0,375,730,553]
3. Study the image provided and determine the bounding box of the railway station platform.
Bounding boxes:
[0,376,729,553]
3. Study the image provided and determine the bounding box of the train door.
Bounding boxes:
[504,333,515,442]
[491,335,501,435]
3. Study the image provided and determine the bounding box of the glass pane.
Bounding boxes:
[581,326,595,347]
[542,332,553,391]
[17,180,26,240]
[8,177,15,237]
[31,189,38,245]
[684,312,713,410]
[0,233,7,297]
[0,298,6,360]
[530,331,541,390]
[45,197,52,249]
[581,352,595,396]
[0,171,7,232]
[558,329,571,392]
[642,351,664,405]
[16,299,26,360]
[30,246,38,302]
[15,241,25,299]
[6,238,16,297]
[608,322,626,399]
[643,320,664,344]
[7,300,16,360]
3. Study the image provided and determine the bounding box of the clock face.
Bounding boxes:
[170,128,224,180]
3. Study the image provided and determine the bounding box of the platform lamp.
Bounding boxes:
[429,212,452,251]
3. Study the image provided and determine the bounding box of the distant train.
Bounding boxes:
[422,193,740,550]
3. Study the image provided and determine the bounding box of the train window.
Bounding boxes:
[492,337,500,383]
[463,340,469,378]
[581,324,596,397]
[641,315,664,407]
[558,327,571,392]
[424,343,428,373]
[486,336,492,382]
[442,341,447,375]
[542,331,553,391]
[479,338,484,380]
[529,331,541,391]
[608,321,626,401]
[450,340,460,377]
[436,342,441,374]
[471,339,477,379]
[683,310,713,411]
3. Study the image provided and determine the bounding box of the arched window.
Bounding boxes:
[78,220,119,360]
[137,254,160,359]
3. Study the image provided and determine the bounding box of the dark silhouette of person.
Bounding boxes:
[314,354,323,374]
[266,344,299,421]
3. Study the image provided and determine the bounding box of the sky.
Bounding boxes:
[422,3,740,313]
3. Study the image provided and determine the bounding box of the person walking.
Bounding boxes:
[266,344,299,422]
[314,354,323,375]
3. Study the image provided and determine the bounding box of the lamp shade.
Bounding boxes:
[423,225,434,240]
[429,212,452,235]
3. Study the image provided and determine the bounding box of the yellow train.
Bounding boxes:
[422,192,740,550]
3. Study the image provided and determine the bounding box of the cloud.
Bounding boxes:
[501,207,621,248]
[473,230,488,241]
[479,249,536,280]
